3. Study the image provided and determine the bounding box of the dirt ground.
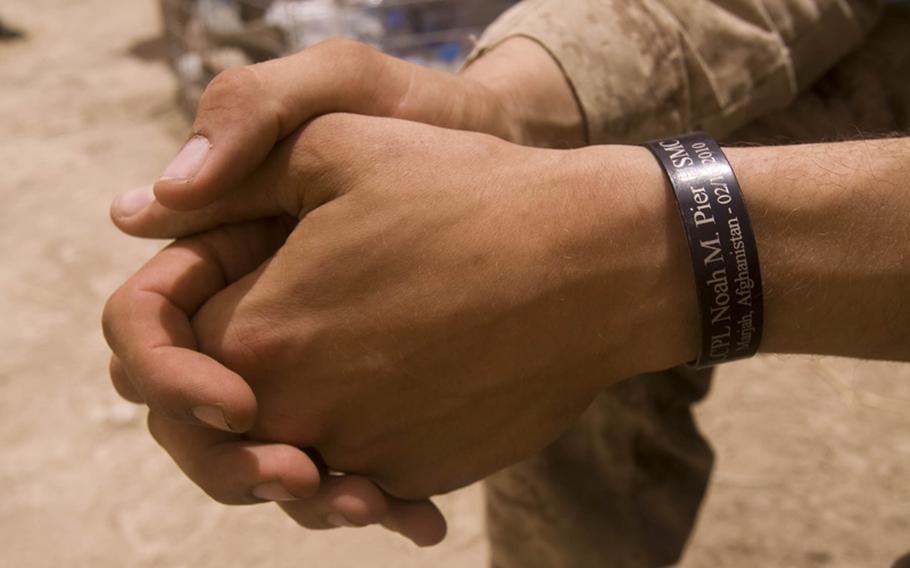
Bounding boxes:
[1,1,909,566]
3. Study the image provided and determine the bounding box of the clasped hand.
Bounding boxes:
[103,40,685,547]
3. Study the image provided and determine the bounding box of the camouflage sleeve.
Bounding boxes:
[466,0,883,143]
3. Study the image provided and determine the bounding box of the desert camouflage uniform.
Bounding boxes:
[160,1,910,566]
[468,1,910,566]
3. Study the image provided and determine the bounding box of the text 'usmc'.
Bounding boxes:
[645,134,764,367]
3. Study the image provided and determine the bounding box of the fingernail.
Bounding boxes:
[161,135,210,181]
[190,405,232,432]
[326,512,357,527]
[252,481,297,502]
[114,185,154,217]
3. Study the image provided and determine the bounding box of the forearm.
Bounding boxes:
[460,37,585,148]
[727,138,910,361]
[555,138,910,381]
[638,138,910,367]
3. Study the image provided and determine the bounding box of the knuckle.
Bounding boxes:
[146,415,254,505]
[101,286,130,347]
[259,123,345,214]
[370,463,438,500]
[205,313,287,379]
[197,64,285,145]
[341,477,389,524]
[146,412,168,448]
[196,66,271,128]
[372,475,413,500]
[314,37,375,61]
[305,113,357,137]
[254,413,326,450]
[100,297,116,345]
[110,378,137,403]
[108,356,140,402]
[288,129,331,176]
[200,67,258,105]
[199,447,259,505]
[319,435,380,477]
[285,115,358,187]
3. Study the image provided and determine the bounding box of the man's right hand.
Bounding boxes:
[110,36,584,238]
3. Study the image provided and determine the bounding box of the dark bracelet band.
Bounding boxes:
[644,133,764,367]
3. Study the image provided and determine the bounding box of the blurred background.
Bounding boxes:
[2,0,910,566]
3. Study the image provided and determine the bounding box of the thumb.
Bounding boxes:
[147,38,404,213]
[111,113,372,239]
[113,39,506,229]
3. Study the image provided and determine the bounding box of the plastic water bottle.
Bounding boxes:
[264,0,519,72]
[195,0,244,34]
[266,0,343,52]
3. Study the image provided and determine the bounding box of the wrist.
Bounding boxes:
[460,37,586,149]
[544,145,698,382]
[550,139,910,376]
